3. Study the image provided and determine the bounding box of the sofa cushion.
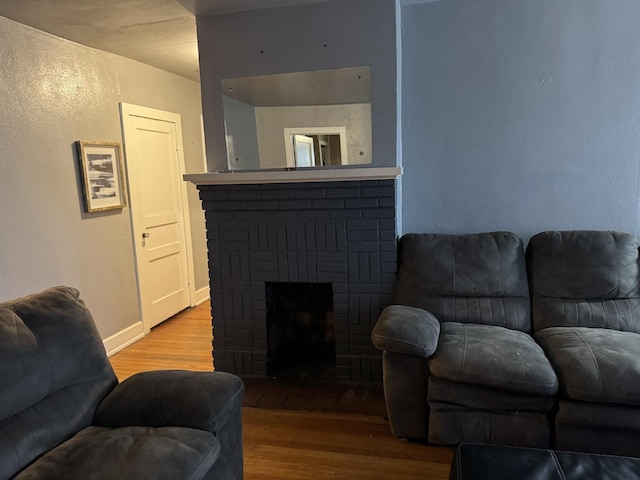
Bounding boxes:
[532,297,640,334]
[371,305,440,358]
[430,323,558,396]
[535,327,640,405]
[529,231,639,300]
[528,231,640,333]
[0,287,118,479]
[95,370,245,433]
[0,308,49,419]
[15,426,220,480]
[396,232,531,331]
[0,286,117,420]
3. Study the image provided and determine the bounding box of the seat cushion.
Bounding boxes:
[536,327,640,405]
[15,426,220,480]
[430,323,558,396]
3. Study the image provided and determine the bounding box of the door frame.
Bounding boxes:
[120,102,196,333]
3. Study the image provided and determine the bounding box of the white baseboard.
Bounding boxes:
[193,286,210,306]
[104,321,145,357]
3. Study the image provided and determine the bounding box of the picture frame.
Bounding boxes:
[76,141,126,213]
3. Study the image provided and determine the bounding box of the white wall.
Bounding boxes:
[0,17,208,342]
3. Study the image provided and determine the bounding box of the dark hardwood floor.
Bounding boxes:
[110,301,454,479]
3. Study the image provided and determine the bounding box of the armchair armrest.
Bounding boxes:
[94,370,244,434]
[371,305,440,358]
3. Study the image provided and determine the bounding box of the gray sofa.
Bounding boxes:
[0,286,244,480]
[372,230,640,456]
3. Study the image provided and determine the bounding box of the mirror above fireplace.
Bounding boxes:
[221,66,372,171]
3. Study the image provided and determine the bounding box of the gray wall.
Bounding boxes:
[401,0,640,240]
[0,17,208,339]
[197,0,397,171]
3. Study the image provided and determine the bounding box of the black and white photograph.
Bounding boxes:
[76,141,126,212]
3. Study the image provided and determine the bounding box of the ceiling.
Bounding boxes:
[0,0,329,83]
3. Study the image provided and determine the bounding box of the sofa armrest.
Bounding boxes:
[94,370,244,433]
[371,305,440,358]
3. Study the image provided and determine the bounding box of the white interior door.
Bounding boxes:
[293,135,316,167]
[120,103,193,332]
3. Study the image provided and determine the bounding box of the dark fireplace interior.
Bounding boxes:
[265,282,335,382]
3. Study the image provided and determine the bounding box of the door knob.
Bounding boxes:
[142,232,150,239]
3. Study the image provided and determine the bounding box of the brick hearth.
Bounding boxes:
[197,179,398,382]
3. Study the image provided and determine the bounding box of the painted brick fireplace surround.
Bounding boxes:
[193,173,399,383]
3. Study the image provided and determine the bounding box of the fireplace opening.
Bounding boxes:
[265,282,335,382]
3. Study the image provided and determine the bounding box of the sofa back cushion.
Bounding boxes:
[396,232,531,331]
[0,286,117,479]
[527,230,640,333]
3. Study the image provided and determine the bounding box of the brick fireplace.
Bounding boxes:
[192,173,399,383]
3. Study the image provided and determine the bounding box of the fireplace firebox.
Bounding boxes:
[265,282,334,380]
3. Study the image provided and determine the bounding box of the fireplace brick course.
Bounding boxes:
[198,179,398,382]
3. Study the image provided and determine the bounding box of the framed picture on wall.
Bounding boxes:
[76,141,126,213]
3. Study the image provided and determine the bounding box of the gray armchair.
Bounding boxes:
[0,286,244,480]
[529,230,640,456]
[372,232,558,447]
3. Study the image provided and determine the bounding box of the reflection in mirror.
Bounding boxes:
[222,66,371,170]
[284,127,348,168]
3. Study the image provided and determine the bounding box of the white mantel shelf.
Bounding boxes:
[184,167,402,185]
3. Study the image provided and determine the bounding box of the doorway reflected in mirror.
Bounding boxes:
[284,127,348,168]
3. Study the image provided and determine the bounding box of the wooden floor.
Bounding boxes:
[242,408,452,480]
[109,302,214,381]
[241,376,388,416]
[109,302,454,480]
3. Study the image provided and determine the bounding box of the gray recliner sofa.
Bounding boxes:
[372,232,558,448]
[0,286,244,480]
[373,229,640,457]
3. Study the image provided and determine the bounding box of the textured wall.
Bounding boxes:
[400,0,640,241]
[0,17,207,339]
